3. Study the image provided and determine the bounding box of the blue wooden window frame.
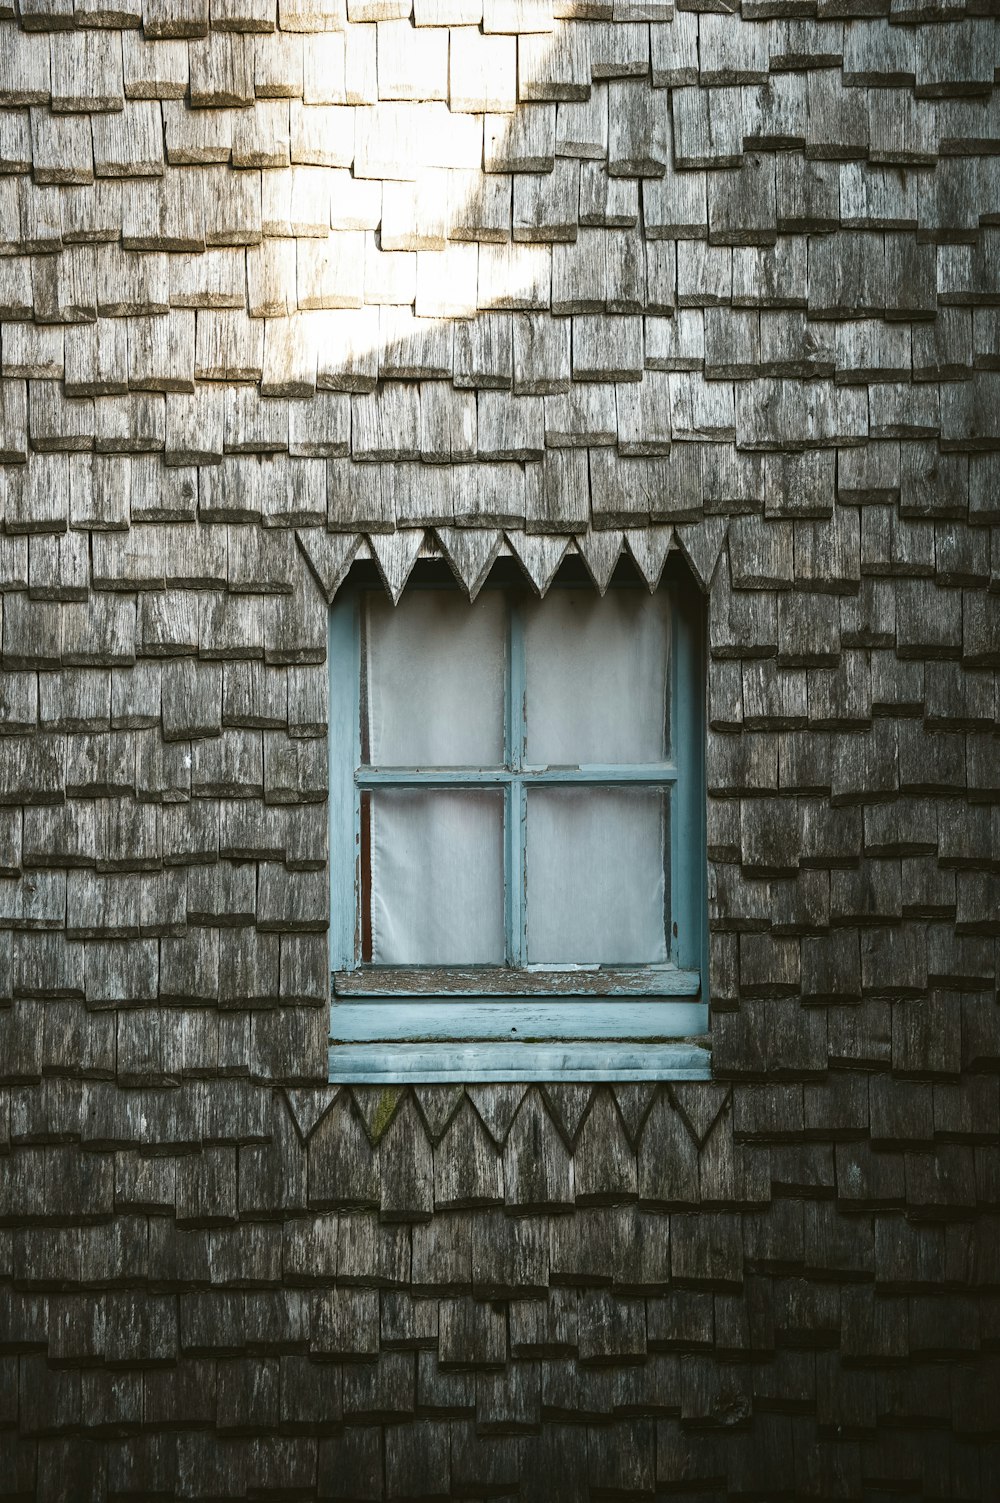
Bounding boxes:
[328,569,709,1083]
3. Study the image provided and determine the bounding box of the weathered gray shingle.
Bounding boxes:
[0,9,997,1492]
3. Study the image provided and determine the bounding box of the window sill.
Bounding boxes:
[329,976,710,1082]
[332,964,701,998]
[327,1039,712,1083]
[329,966,709,1082]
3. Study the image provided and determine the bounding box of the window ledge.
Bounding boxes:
[333,996,705,1040]
[332,964,701,998]
[329,980,710,1081]
[327,1039,712,1084]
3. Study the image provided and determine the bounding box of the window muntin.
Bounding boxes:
[329,560,709,1083]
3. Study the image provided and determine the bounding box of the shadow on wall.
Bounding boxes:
[2,6,992,589]
[0,3,713,585]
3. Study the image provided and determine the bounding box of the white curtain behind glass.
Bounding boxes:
[526,787,669,963]
[364,590,506,767]
[370,790,505,964]
[362,584,672,970]
[523,590,670,766]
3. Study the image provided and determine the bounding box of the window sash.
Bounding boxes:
[329,574,709,1080]
[358,772,677,965]
[359,591,679,968]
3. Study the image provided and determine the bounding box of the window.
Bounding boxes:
[329,558,708,1082]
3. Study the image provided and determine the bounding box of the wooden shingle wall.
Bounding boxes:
[1,0,999,1496]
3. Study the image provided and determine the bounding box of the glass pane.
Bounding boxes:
[525,787,669,964]
[523,589,671,765]
[363,590,506,767]
[369,790,505,964]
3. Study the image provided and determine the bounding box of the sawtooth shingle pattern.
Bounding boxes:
[0,0,999,1496]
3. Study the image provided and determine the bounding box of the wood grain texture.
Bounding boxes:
[0,5,996,1491]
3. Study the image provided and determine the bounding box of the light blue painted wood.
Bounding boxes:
[355,765,678,786]
[328,594,359,971]
[671,593,708,979]
[328,1040,712,1083]
[332,999,707,1042]
[508,599,527,966]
